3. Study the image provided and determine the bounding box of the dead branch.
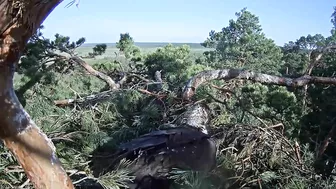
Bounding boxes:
[182,69,336,100]
[137,89,166,98]
[54,88,172,107]
[69,56,120,89]
[305,45,336,75]
[317,124,336,159]
[54,69,168,107]
[54,90,117,107]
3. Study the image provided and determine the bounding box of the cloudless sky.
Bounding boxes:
[42,0,335,46]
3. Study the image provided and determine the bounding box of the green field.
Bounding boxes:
[75,42,208,64]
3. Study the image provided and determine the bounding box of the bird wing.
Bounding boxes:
[118,127,210,152]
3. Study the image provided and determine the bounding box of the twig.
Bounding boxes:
[267,123,284,134]
[19,179,30,188]
[73,177,96,185]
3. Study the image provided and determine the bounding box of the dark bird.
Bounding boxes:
[91,103,217,189]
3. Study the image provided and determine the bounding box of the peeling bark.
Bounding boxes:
[182,69,336,99]
[0,0,74,188]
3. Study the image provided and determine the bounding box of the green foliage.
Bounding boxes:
[88,44,107,58]
[116,33,142,61]
[201,8,283,74]
[144,44,210,87]
[280,34,326,76]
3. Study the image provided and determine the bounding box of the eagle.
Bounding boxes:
[90,103,217,189]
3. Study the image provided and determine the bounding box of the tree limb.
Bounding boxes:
[54,89,116,107]
[0,0,74,188]
[182,69,336,100]
[69,56,120,89]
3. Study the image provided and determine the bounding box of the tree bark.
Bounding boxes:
[0,0,74,188]
[182,69,336,100]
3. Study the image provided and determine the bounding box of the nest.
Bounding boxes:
[211,124,313,189]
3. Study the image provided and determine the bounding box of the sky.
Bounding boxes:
[42,0,335,46]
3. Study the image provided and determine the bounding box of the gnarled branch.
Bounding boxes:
[182,69,336,100]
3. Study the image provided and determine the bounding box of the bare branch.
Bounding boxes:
[182,69,336,100]
[305,45,336,75]
[54,88,172,107]
[69,56,120,89]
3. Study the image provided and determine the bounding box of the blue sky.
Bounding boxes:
[42,0,335,46]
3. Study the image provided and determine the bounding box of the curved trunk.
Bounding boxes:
[0,0,74,188]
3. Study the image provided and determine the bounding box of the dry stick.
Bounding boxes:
[294,140,303,167]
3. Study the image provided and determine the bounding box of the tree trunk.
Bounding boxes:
[0,0,74,188]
